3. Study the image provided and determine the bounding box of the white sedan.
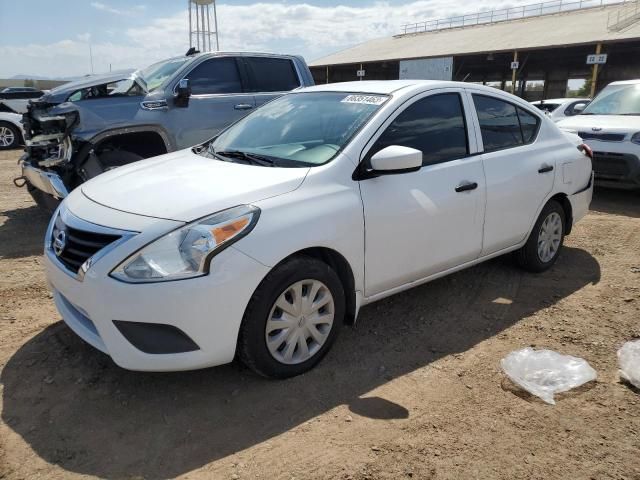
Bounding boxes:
[531,98,590,122]
[0,112,25,150]
[44,80,593,378]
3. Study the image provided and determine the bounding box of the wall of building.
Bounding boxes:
[310,39,640,100]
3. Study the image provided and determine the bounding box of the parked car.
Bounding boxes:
[18,51,314,210]
[530,98,590,122]
[0,112,26,150]
[557,80,640,189]
[0,87,45,114]
[44,80,593,378]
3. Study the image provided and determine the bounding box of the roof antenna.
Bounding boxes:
[186,47,200,56]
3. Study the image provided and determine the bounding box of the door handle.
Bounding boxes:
[538,164,554,174]
[455,181,478,193]
[234,104,253,110]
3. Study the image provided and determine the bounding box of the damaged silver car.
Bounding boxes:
[17,51,314,210]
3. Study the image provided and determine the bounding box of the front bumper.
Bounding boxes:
[44,204,270,372]
[20,157,69,198]
[583,140,640,189]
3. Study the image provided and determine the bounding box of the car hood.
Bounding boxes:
[40,70,138,104]
[557,114,640,132]
[80,149,310,222]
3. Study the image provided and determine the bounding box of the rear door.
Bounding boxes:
[242,56,302,108]
[169,56,256,148]
[468,92,552,255]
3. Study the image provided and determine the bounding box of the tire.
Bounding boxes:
[0,122,21,150]
[515,200,566,273]
[238,256,345,379]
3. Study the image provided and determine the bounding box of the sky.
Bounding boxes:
[0,0,517,78]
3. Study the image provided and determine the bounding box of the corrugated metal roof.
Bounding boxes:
[310,4,640,67]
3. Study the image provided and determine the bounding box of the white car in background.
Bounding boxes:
[531,98,590,122]
[557,80,640,189]
[0,112,25,150]
[44,80,593,378]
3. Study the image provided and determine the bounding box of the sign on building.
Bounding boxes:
[356,69,366,77]
[586,54,607,65]
[399,57,453,81]
[511,61,519,70]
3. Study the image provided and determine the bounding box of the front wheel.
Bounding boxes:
[0,122,21,150]
[515,200,565,272]
[237,256,344,378]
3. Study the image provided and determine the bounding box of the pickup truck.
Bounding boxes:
[18,51,314,210]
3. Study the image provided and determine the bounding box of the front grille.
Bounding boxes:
[52,215,121,273]
[578,131,626,142]
[592,151,636,179]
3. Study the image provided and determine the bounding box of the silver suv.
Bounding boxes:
[18,51,314,209]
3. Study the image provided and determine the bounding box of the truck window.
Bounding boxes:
[245,57,300,93]
[187,57,243,95]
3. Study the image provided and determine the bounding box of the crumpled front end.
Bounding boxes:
[19,101,79,199]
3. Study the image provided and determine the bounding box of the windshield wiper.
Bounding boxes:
[214,150,275,167]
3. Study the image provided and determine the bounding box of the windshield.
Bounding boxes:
[138,57,191,92]
[208,92,388,167]
[582,83,640,115]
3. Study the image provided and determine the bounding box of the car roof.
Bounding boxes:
[531,98,590,104]
[302,79,513,95]
[609,79,640,85]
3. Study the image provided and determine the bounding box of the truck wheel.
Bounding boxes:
[98,150,144,171]
[238,256,344,379]
[0,122,21,150]
[515,200,565,273]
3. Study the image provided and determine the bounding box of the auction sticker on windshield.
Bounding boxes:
[341,95,387,105]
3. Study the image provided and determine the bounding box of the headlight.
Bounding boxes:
[631,132,640,145]
[110,205,260,283]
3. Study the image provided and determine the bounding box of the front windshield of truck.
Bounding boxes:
[138,57,191,92]
[581,83,640,115]
[207,92,388,167]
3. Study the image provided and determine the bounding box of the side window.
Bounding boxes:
[473,95,540,152]
[244,57,300,92]
[473,95,522,151]
[517,107,539,143]
[186,57,243,95]
[371,93,469,166]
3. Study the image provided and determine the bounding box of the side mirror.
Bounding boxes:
[370,145,422,173]
[174,78,191,107]
[572,102,587,114]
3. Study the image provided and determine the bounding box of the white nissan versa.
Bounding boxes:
[44,80,594,378]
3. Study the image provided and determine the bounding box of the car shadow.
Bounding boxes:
[590,187,640,219]
[0,205,51,259]
[1,247,600,479]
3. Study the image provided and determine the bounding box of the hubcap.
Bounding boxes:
[265,279,335,365]
[0,127,15,147]
[537,212,562,263]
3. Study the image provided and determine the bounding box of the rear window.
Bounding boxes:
[534,103,559,113]
[245,57,300,93]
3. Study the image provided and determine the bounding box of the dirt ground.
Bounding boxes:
[0,148,638,480]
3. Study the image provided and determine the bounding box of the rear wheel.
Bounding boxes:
[238,256,344,378]
[515,200,565,272]
[0,122,21,150]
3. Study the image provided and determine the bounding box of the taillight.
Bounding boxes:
[578,143,593,159]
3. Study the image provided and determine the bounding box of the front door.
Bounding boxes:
[359,90,486,297]
[168,56,255,149]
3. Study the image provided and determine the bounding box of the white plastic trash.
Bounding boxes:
[618,340,640,389]
[500,348,597,405]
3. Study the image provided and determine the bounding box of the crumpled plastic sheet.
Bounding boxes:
[618,340,640,390]
[501,348,597,405]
